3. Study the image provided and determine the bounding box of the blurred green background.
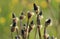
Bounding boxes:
[0,0,60,39]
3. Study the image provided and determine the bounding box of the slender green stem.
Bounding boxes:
[16,28,19,36]
[37,26,42,39]
[44,26,47,39]
[11,32,13,39]
[34,26,37,39]
[34,14,38,39]
[27,19,29,39]
[37,15,42,39]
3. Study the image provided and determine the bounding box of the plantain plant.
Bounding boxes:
[10,3,57,39]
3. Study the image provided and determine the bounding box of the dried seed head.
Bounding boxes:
[11,13,18,32]
[11,27,15,32]
[29,24,35,33]
[11,26,18,32]
[19,12,25,20]
[39,10,43,19]
[12,13,18,27]
[19,15,24,20]
[27,11,32,19]
[19,15,25,20]
[30,20,35,29]
[23,24,27,30]
[12,18,17,27]
[39,10,42,16]
[33,3,40,14]
[45,18,51,26]
[29,20,35,32]
[21,12,24,15]
[12,13,16,18]
[33,3,38,11]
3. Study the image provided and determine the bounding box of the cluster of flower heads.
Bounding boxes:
[10,3,57,39]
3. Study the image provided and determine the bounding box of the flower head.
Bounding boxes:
[33,3,40,14]
[12,13,16,18]
[45,18,51,27]
[27,11,34,19]
[39,10,43,19]
[19,12,26,20]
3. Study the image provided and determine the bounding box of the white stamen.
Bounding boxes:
[49,22,52,26]
[46,33,49,38]
[31,12,34,16]
[16,17,19,21]
[46,19,49,22]
[15,26,18,29]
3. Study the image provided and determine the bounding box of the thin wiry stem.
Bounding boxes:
[37,26,41,39]
[34,15,42,39]
[16,28,19,36]
[37,15,42,39]
[19,20,23,39]
[44,27,47,39]
[11,32,13,39]
[34,14,38,39]
[34,26,37,39]
[26,19,29,39]
[28,33,30,39]
[19,20,22,35]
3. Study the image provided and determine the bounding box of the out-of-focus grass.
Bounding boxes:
[0,0,60,39]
